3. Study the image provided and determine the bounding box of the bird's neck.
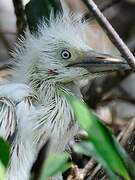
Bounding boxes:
[35,81,82,105]
[27,65,82,101]
[32,81,81,152]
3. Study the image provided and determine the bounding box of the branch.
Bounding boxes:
[81,158,97,179]
[12,0,27,36]
[82,0,135,69]
[120,118,135,146]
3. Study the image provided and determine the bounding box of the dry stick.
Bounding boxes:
[120,118,135,146]
[81,158,97,178]
[12,0,27,37]
[86,164,102,180]
[83,0,135,69]
[67,165,82,180]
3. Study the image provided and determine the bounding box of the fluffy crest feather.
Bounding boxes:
[12,12,91,84]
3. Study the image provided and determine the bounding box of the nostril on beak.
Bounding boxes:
[47,69,59,75]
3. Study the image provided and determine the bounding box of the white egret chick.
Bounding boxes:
[0,13,129,180]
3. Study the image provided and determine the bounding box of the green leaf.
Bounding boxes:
[40,152,70,180]
[25,0,61,32]
[0,138,10,168]
[113,137,135,178]
[75,141,120,180]
[63,92,132,180]
[0,161,6,180]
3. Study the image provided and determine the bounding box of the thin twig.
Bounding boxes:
[81,158,97,178]
[67,165,83,180]
[86,164,102,180]
[120,118,135,146]
[82,0,135,69]
[12,0,27,36]
[67,159,97,180]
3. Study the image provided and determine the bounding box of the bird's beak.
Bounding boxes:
[67,51,130,74]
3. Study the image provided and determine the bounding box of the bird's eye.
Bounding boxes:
[61,50,71,60]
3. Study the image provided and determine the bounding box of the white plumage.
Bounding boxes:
[0,13,128,180]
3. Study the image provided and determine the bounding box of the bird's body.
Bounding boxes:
[1,82,79,180]
[0,13,129,180]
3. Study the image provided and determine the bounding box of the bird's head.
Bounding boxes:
[13,13,129,89]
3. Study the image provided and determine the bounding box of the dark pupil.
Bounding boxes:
[63,52,68,57]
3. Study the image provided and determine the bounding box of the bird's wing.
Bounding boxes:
[0,97,16,140]
[0,82,46,180]
[0,83,33,140]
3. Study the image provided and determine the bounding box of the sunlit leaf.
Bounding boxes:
[63,91,132,180]
[40,152,70,180]
[0,138,10,168]
[0,161,6,180]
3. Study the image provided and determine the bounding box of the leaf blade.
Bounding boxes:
[0,138,10,168]
[63,92,131,180]
[40,152,70,180]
